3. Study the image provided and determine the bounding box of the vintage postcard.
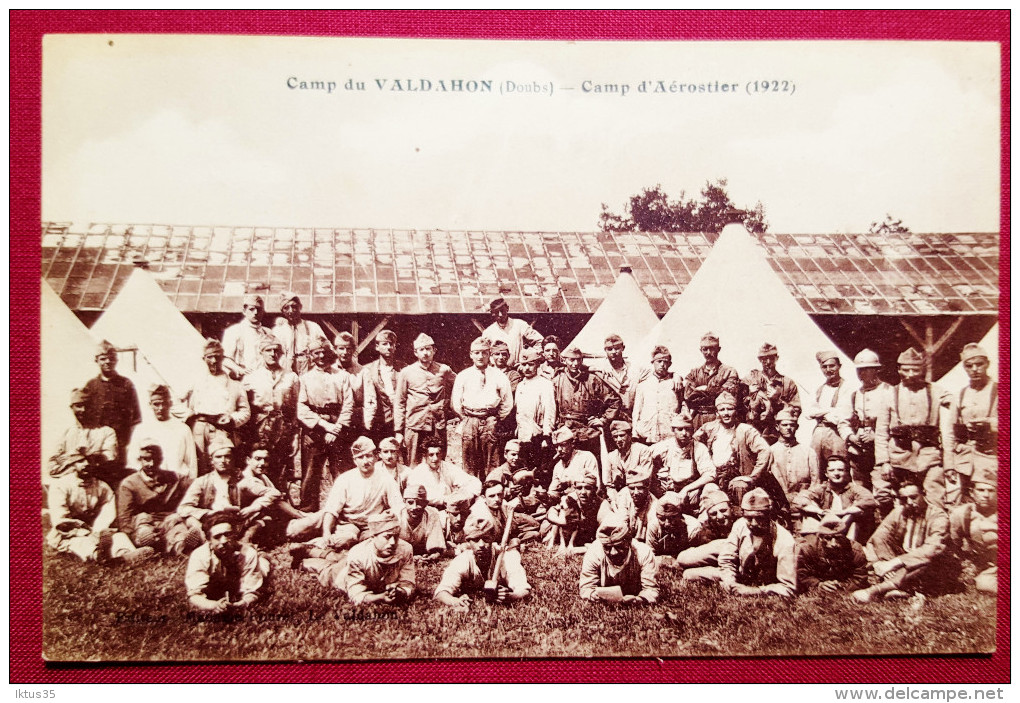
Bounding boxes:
[38,34,1001,663]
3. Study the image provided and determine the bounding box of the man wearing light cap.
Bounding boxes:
[952,342,997,504]
[632,345,684,445]
[694,391,782,512]
[435,514,532,609]
[398,483,447,558]
[677,490,734,570]
[272,291,328,375]
[874,347,955,512]
[552,346,621,460]
[948,462,997,595]
[589,333,637,415]
[222,294,275,379]
[795,512,869,594]
[743,342,801,445]
[394,332,456,466]
[807,349,854,475]
[451,337,514,480]
[242,337,300,490]
[362,330,405,446]
[548,426,600,500]
[296,336,354,512]
[514,346,557,480]
[602,419,653,499]
[180,338,251,478]
[599,465,659,542]
[683,332,740,430]
[846,349,893,489]
[481,297,543,367]
[768,407,819,517]
[83,339,141,483]
[300,510,416,606]
[376,436,410,493]
[645,492,701,562]
[579,510,659,604]
[47,387,118,486]
[650,411,716,513]
[855,482,948,603]
[689,488,796,597]
[127,384,198,479]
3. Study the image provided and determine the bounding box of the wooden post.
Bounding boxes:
[356,316,393,355]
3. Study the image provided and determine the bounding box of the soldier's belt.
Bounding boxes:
[462,408,498,419]
[891,424,940,448]
[191,413,222,424]
[955,423,996,453]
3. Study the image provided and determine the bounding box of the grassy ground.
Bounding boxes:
[43,539,995,662]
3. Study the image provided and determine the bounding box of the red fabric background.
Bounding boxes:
[10,10,1010,684]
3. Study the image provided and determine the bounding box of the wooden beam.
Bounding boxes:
[321,319,341,341]
[924,320,934,382]
[471,318,486,334]
[900,319,927,350]
[356,316,392,355]
[930,316,966,357]
[351,320,360,347]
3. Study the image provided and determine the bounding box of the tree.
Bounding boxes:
[869,214,911,235]
[598,179,768,235]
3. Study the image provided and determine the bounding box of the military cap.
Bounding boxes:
[69,388,89,405]
[960,343,989,363]
[825,453,849,467]
[610,419,632,433]
[148,383,171,398]
[489,298,510,313]
[815,350,839,364]
[242,293,265,309]
[403,483,428,501]
[625,465,653,486]
[445,490,475,511]
[551,426,574,444]
[651,345,672,361]
[596,510,632,546]
[484,467,508,486]
[656,492,684,518]
[95,339,117,357]
[971,463,997,488]
[700,332,720,346]
[307,336,332,353]
[700,490,730,512]
[714,391,738,409]
[378,437,401,451]
[367,510,400,537]
[376,329,397,343]
[350,436,376,457]
[463,514,498,540]
[50,451,88,477]
[504,438,522,453]
[775,407,797,423]
[279,290,301,307]
[258,336,283,352]
[757,343,779,358]
[671,411,695,429]
[560,347,584,359]
[413,333,435,350]
[511,469,536,485]
[897,347,926,366]
[334,332,356,348]
[740,487,772,515]
[853,349,882,369]
[604,333,624,347]
[208,436,234,457]
[573,474,599,489]
[202,507,242,536]
[489,340,509,353]
[520,348,542,364]
[136,437,162,455]
[470,337,491,352]
[817,512,845,536]
[203,338,224,355]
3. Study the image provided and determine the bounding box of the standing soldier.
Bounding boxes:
[83,339,141,482]
[683,332,740,430]
[552,347,621,460]
[394,333,456,467]
[221,294,275,379]
[589,334,638,416]
[334,331,370,474]
[513,347,556,482]
[807,350,854,473]
[362,330,404,446]
[128,384,198,479]
[451,337,513,480]
[243,337,301,491]
[846,349,893,490]
[296,337,354,512]
[180,339,251,477]
[538,335,565,380]
[632,345,684,445]
[743,343,801,445]
[874,348,955,512]
[952,343,997,503]
[272,291,328,376]
[481,297,543,367]
[488,339,521,465]
[768,407,819,520]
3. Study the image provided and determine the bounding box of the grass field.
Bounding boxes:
[42,538,995,662]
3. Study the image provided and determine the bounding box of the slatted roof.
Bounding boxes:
[41,222,999,316]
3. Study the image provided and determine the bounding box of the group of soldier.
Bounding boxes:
[45,291,999,614]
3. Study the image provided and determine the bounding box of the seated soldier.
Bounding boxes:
[579,510,659,604]
[602,420,653,500]
[490,439,524,486]
[796,454,878,543]
[440,490,474,551]
[406,437,482,510]
[117,442,193,555]
[796,513,870,594]
[398,483,447,558]
[185,507,271,614]
[685,488,796,597]
[47,387,117,485]
[541,474,601,551]
[505,468,548,521]
[176,437,282,551]
[599,466,659,543]
[300,511,416,606]
[649,411,716,512]
[646,492,701,565]
[854,482,949,603]
[376,437,410,493]
[47,453,155,565]
[241,443,317,544]
[469,471,541,545]
[948,463,997,595]
[768,407,819,520]
[677,490,735,570]
[547,426,600,501]
[434,515,531,609]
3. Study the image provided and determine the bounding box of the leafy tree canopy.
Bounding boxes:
[869,214,911,235]
[599,180,768,235]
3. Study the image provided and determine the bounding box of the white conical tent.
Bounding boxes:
[41,280,99,465]
[631,224,856,442]
[91,268,208,421]
[936,323,998,392]
[569,268,661,358]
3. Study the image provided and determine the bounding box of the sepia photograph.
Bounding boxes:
[34,31,1001,666]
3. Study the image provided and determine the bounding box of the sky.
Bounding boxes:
[42,36,1001,234]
